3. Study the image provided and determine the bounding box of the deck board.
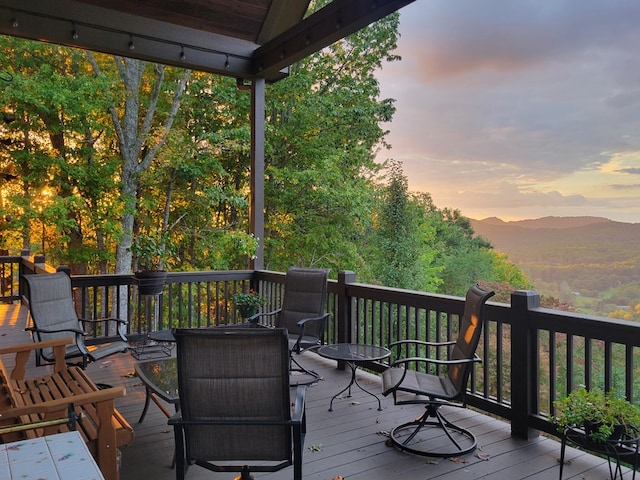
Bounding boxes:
[0,303,634,480]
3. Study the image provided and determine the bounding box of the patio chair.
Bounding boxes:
[251,267,330,379]
[381,284,495,457]
[24,272,129,369]
[169,327,306,480]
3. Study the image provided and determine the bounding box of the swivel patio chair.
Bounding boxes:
[381,284,495,457]
[251,267,330,379]
[169,327,306,480]
[24,272,129,369]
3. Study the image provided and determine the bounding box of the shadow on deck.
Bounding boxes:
[0,303,629,480]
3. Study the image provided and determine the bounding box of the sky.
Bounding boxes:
[375,0,640,223]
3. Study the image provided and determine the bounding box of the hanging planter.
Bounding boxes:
[135,270,167,296]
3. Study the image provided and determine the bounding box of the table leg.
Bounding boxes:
[138,386,152,423]
[138,387,177,423]
[328,362,382,411]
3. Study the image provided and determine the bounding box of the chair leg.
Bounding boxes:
[238,465,253,480]
[389,404,477,457]
[290,353,319,380]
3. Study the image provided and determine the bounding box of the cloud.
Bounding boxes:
[615,168,640,175]
[375,1,640,222]
[610,184,640,190]
[399,0,640,82]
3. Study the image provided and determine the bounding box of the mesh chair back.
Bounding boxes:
[447,285,495,393]
[275,267,329,340]
[174,327,292,462]
[25,272,81,343]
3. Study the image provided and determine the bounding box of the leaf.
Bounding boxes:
[475,453,491,461]
[449,457,468,464]
[309,444,323,452]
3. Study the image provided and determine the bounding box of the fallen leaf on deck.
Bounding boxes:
[309,444,323,452]
[376,430,389,437]
[123,371,136,378]
[450,457,468,464]
[425,459,439,465]
[332,476,344,480]
[349,401,361,406]
[475,453,491,461]
[385,438,394,447]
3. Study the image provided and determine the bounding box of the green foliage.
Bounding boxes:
[233,290,266,309]
[0,30,530,297]
[554,387,640,442]
[130,230,177,271]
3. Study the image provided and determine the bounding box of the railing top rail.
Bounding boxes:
[529,305,640,342]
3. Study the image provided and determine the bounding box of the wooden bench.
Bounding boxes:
[0,337,134,480]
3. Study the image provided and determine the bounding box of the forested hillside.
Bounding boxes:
[471,216,640,315]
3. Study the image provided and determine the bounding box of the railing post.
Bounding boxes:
[510,290,540,440]
[337,270,355,344]
[57,265,71,276]
[336,271,356,371]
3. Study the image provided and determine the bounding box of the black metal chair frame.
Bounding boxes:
[250,267,330,380]
[381,284,495,457]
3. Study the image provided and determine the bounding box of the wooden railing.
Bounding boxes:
[6,256,640,443]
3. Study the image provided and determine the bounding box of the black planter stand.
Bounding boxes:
[560,426,640,480]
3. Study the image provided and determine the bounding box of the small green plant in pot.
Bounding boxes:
[553,386,640,442]
[233,289,265,319]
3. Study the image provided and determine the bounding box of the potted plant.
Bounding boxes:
[130,229,177,295]
[233,289,265,320]
[553,386,640,442]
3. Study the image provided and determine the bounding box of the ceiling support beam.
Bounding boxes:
[252,0,415,78]
[249,78,265,270]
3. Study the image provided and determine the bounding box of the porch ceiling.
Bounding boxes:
[0,0,414,82]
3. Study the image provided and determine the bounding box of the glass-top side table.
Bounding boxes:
[134,357,179,423]
[317,343,390,411]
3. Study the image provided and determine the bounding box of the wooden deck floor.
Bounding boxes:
[0,303,632,480]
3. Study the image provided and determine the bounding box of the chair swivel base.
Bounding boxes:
[389,410,477,457]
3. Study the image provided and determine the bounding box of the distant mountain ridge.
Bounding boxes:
[477,216,615,229]
[469,216,640,299]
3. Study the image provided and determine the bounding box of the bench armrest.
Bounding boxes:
[0,338,74,379]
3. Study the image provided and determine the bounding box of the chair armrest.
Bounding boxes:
[0,338,75,379]
[390,353,481,368]
[248,308,281,324]
[388,339,456,349]
[79,317,128,342]
[79,317,128,326]
[296,312,329,328]
[0,337,74,356]
[26,325,87,335]
[292,313,329,352]
[1,386,126,419]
